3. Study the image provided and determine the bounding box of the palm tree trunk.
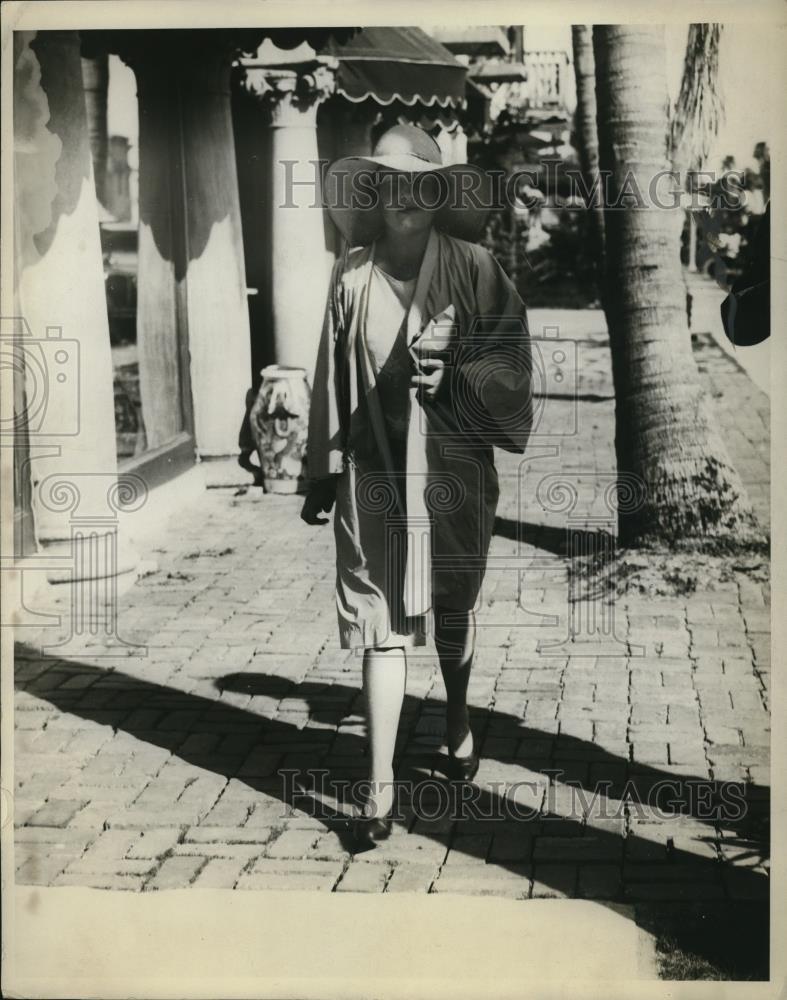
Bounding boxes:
[592,25,759,546]
[571,25,605,281]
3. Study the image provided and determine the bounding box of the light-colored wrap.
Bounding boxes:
[306,231,532,650]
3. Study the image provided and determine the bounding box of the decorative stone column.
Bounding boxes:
[12,30,138,583]
[241,58,336,383]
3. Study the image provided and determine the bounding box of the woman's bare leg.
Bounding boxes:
[434,606,476,756]
[362,646,406,817]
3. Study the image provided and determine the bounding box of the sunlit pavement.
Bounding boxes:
[14,305,769,946]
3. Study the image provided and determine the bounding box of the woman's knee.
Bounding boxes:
[365,645,406,657]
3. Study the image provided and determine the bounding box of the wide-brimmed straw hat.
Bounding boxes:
[324,124,495,246]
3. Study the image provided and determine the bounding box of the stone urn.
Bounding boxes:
[250,365,310,494]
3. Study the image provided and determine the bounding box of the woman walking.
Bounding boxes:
[301,125,532,847]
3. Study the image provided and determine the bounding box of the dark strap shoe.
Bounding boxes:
[446,742,480,783]
[353,815,393,851]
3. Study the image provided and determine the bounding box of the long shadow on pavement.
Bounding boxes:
[14,649,770,978]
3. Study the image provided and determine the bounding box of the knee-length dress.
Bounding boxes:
[307,229,532,650]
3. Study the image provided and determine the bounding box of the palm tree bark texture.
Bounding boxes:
[571,25,605,282]
[592,25,760,547]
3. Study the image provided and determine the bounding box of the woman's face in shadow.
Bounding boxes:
[377,170,439,237]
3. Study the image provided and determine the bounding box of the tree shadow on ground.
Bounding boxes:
[493,517,615,558]
[14,649,769,980]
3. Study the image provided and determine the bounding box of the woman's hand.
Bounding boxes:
[411,356,445,402]
[300,476,337,525]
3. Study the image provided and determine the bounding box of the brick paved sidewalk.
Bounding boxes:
[13,307,770,917]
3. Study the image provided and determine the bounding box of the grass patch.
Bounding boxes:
[636,902,769,980]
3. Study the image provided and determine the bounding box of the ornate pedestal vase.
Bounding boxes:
[250,365,310,494]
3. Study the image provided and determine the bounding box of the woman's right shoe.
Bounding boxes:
[446,748,480,783]
[445,733,480,783]
[353,815,393,850]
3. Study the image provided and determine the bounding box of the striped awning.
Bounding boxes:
[322,26,467,108]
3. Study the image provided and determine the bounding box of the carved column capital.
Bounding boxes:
[240,58,337,127]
